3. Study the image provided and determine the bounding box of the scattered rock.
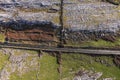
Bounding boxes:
[74,69,116,80]
[114,55,120,67]
[74,76,81,80]
[103,78,115,80]
[0,49,39,80]
[74,70,103,80]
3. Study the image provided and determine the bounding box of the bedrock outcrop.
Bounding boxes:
[0,49,40,80]
[0,0,120,43]
[74,70,115,80]
[0,0,60,26]
[0,0,119,80]
[63,0,120,42]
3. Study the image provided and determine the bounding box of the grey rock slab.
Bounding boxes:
[0,0,60,25]
[63,1,120,32]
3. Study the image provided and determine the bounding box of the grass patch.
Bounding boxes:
[38,53,59,80]
[25,50,38,54]
[10,70,38,80]
[0,34,5,42]
[0,52,9,70]
[10,72,21,80]
[18,7,49,12]
[52,16,60,24]
[21,70,39,80]
[10,52,59,80]
[85,40,116,47]
[65,39,120,48]
[61,53,120,79]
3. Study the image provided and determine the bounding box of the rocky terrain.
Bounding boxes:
[0,48,60,80]
[0,0,60,26]
[0,49,119,80]
[63,0,120,45]
[0,49,39,80]
[0,0,120,45]
[0,0,119,80]
[74,70,113,80]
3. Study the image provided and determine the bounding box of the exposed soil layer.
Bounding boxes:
[6,28,55,42]
[0,20,59,46]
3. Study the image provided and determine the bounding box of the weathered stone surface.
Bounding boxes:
[74,70,115,80]
[0,49,39,80]
[0,0,120,43]
[0,1,119,80]
[64,1,119,31]
[0,0,60,26]
[103,78,114,80]
[74,70,103,80]
[63,0,120,43]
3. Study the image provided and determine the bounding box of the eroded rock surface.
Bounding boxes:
[0,49,39,80]
[63,0,120,43]
[74,70,115,80]
[0,0,60,26]
[0,0,119,80]
[0,0,120,43]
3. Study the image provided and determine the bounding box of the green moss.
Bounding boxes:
[38,53,59,80]
[21,70,39,80]
[0,52,9,70]
[10,72,21,80]
[7,50,120,80]
[0,34,5,42]
[19,7,49,12]
[65,39,120,48]
[10,70,38,80]
[86,39,120,47]
[62,54,120,79]
[86,40,116,47]
[13,50,38,55]
[10,52,59,80]
[52,16,60,24]
[25,50,38,54]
